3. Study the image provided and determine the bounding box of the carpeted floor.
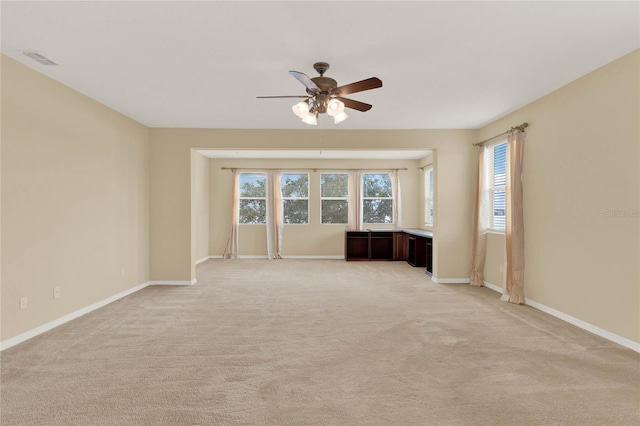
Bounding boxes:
[1,259,639,425]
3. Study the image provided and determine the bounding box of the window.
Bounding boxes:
[321,173,349,224]
[362,173,393,224]
[281,173,309,224]
[488,141,507,231]
[239,173,266,224]
[424,167,434,225]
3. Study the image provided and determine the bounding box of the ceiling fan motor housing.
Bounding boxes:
[308,76,338,96]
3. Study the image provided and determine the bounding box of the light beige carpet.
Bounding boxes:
[1,259,639,425]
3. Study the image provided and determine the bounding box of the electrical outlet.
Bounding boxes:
[53,286,61,299]
[499,264,505,273]
[121,267,125,277]
[20,297,28,310]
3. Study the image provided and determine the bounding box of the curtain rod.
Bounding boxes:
[221,167,408,172]
[473,122,529,147]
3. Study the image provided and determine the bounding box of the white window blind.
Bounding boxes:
[487,141,507,231]
[424,167,434,225]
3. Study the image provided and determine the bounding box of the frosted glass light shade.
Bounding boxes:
[302,113,318,125]
[333,111,348,124]
[292,101,310,119]
[326,99,345,117]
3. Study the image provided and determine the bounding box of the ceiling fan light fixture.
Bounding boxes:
[301,112,318,125]
[292,101,310,119]
[260,62,381,125]
[326,99,345,117]
[333,111,348,124]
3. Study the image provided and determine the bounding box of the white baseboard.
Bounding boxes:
[1,281,151,352]
[195,256,214,264]
[149,280,195,286]
[432,277,470,284]
[208,254,344,260]
[282,255,344,260]
[483,280,640,353]
[483,281,503,293]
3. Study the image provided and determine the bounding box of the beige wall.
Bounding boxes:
[478,50,640,343]
[149,129,476,282]
[1,56,150,341]
[208,158,421,257]
[192,151,210,264]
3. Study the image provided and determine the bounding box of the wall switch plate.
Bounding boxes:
[20,297,28,310]
[121,267,125,277]
[53,286,61,299]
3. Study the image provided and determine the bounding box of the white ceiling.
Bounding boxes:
[2,1,638,130]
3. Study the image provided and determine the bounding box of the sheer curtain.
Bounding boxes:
[390,170,402,228]
[501,131,526,303]
[266,171,283,259]
[470,148,490,286]
[223,169,240,259]
[348,171,362,231]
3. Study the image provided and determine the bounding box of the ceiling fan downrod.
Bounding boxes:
[313,62,330,76]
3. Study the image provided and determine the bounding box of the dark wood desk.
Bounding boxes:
[407,234,426,267]
[345,229,433,275]
[344,231,369,261]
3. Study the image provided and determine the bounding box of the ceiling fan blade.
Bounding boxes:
[289,71,321,94]
[335,77,382,95]
[336,96,372,112]
[257,95,308,98]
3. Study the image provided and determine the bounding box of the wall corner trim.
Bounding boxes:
[0,281,151,352]
[482,281,640,353]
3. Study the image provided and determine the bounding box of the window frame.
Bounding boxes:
[280,172,309,225]
[238,172,267,225]
[320,172,349,225]
[362,172,394,225]
[424,166,434,226]
[487,140,507,233]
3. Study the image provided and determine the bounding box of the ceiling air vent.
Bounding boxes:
[23,51,59,66]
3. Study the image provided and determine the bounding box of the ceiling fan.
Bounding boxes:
[257,62,382,125]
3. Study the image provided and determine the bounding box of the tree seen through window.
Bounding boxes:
[281,173,309,224]
[321,173,349,224]
[239,173,266,224]
[362,173,393,224]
